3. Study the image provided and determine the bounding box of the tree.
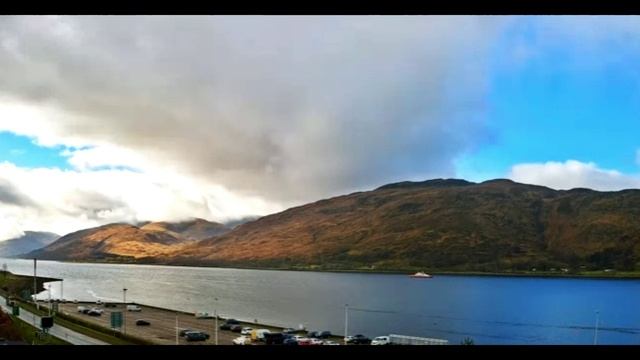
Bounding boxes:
[461,337,475,345]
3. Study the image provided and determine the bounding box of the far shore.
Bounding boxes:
[4,256,640,280]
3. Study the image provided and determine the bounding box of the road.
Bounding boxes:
[0,295,108,345]
[58,302,280,345]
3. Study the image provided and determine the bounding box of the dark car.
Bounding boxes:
[264,332,285,345]
[347,334,371,345]
[185,331,210,342]
[179,329,194,337]
[317,331,332,339]
[220,319,241,330]
[283,337,298,345]
[135,319,150,326]
[230,324,243,333]
[87,310,102,317]
[307,331,319,338]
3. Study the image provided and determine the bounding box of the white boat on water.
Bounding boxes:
[409,272,433,278]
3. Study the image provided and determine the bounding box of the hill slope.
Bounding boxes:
[166,179,640,272]
[0,231,59,257]
[140,218,229,241]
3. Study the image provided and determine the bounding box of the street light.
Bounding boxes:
[47,284,52,316]
[214,297,219,345]
[593,310,600,345]
[123,288,128,334]
[344,304,349,345]
[175,311,179,345]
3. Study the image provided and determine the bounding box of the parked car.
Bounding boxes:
[297,338,313,345]
[126,305,142,312]
[371,336,390,345]
[283,337,298,345]
[307,331,319,338]
[323,340,340,345]
[241,327,253,335]
[179,328,193,337]
[95,300,103,305]
[185,331,210,342]
[346,334,371,344]
[232,336,251,345]
[255,329,271,341]
[72,299,79,304]
[87,309,103,316]
[135,319,151,326]
[195,311,214,319]
[105,303,117,308]
[309,338,324,345]
[230,324,243,332]
[282,328,296,334]
[220,319,240,330]
[264,332,285,345]
[77,306,87,313]
[317,331,332,339]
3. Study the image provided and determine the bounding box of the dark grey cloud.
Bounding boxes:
[0,16,506,205]
[0,179,34,206]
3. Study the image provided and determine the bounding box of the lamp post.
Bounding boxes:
[214,297,219,345]
[123,288,128,334]
[47,284,52,316]
[344,304,349,345]
[593,310,600,345]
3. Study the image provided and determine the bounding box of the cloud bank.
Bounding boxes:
[508,160,640,191]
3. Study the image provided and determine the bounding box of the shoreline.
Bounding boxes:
[5,257,640,280]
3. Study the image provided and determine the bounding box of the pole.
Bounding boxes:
[176,312,179,345]
[123,288,127,335]
[60,280,63,301]
[33,259,37,310]
[48,284,52,316]
[214,297,219,345]
[593,310,599,345]
[344,304,349,345]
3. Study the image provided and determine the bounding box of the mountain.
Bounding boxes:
[224,216,261,229]
[165,178,640,272]
[0,231,59,257]
[25,218,229,262]
[140,218,229,241]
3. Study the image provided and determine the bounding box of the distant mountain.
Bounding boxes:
[25,218,229,262]
[22,179,640,274]
[0,231,59,257]
[164,178,640,272]
[224,216,261,229]
[140,218,229,241]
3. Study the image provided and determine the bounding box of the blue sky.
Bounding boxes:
[456,18,640,181]
[0,132,70,169]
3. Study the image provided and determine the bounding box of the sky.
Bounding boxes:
[1,16,640,240]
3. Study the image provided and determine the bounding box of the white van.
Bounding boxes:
[256,329,271,341]
[195,311,214,319]
[127,305,142,312]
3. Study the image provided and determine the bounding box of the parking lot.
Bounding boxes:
[57,302,285,345]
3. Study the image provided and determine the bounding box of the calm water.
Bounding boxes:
[1,257,639,345]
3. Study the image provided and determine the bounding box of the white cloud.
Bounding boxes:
[508,160,640,191]
[0,161,281,241]
[0,16,506,204]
